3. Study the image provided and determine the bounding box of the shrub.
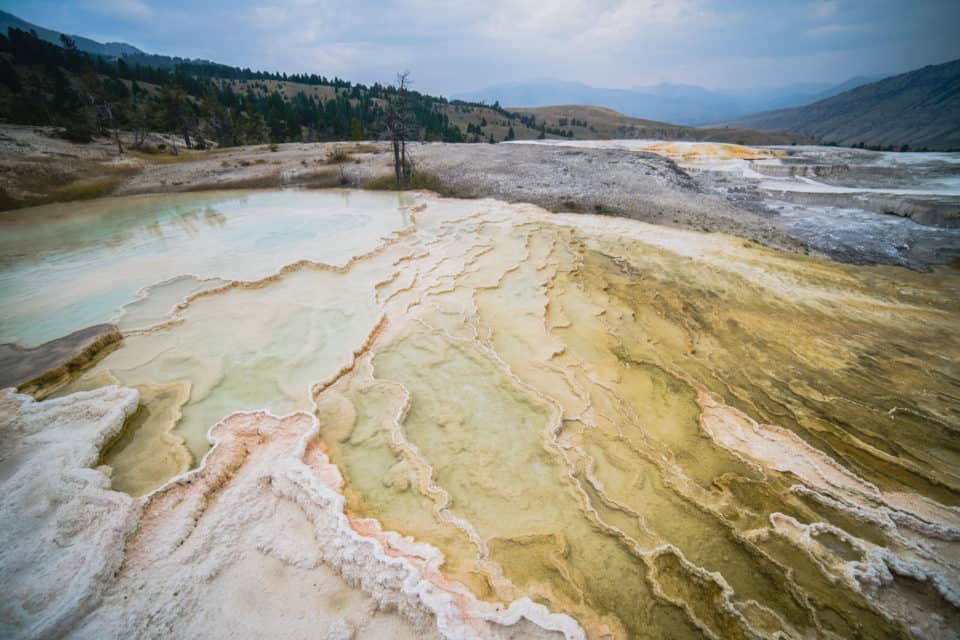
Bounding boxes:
[325,146,352,164]
[51,177,118,201]
[363,170,471,197]
[0,187,23,211]
[58,123,94,143]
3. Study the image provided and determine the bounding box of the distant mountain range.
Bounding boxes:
[4,9,956,150]
[726,58,960,150]
[0,11,805,149]
[0,10,142,58]
[453,77,883,126]
[2,7,873,128]
[0,10,220,71]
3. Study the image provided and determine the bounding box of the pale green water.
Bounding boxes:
[0,189,412,345]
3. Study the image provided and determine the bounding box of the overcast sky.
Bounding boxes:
[4,0,960,95]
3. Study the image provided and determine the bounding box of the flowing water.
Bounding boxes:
[3,188,959,638]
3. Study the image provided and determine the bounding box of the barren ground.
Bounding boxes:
[2,124,957,269]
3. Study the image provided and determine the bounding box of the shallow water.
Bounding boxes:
[0,189,412,345]
[9,189,960,638]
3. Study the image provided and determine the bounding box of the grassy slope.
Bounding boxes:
[220,78,556,142]
[2,49,802,146]
[219,79,804,144]
[725,59,960,150]
[513,105,812,144]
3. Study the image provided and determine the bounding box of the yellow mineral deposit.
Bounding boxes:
[636,141,785,162]
[27,190,960,637]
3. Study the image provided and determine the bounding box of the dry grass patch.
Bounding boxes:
[49,176,124,201]
[363,170,475,198]
[184,173,282,191]
[349,143,382,154]
[298,166,347,188]
[325,146,353,164]
[0,160,141,210]
[129,149,204,165]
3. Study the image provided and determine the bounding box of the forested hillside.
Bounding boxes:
[0,26,801,151]
[0,27,553,148]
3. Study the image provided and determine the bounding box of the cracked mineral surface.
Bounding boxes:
[1,185,958,639]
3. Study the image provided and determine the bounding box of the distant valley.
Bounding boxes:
[454,76,883,126]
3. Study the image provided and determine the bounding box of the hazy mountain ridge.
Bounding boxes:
[0,11,802,150]
[726,58,960,150]
[0,10,142,58]
[453,77,882,126]
[0,10,235,72]
[511,105,809,145]
[7,9,949,150]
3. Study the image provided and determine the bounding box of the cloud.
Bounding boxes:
[14,0,959,93]
[88,0,154,21]
[468,0,702,50]
[810,1,839,19]
[804,23,864,38]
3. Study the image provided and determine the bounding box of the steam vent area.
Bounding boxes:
[2,177,959,639]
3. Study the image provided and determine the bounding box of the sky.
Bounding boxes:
[3,0,960,96]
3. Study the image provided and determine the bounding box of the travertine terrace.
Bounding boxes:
[1,181,958,639]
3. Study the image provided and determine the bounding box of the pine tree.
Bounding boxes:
[350,117,364,140]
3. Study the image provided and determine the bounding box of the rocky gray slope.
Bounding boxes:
[414,143,806,252]
[417,141,960,269]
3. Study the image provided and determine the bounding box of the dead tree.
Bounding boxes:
[385,72,413,187]
[127,98,148,150]
[326,145,350,185]
[162,85,195,149]
[78,75,124,154]
[96,102,123,154]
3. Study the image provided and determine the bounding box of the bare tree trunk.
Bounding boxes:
[387,71,411,188]
[392,136,401,187]
[398,72,409,184]
[106,104,123,154]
